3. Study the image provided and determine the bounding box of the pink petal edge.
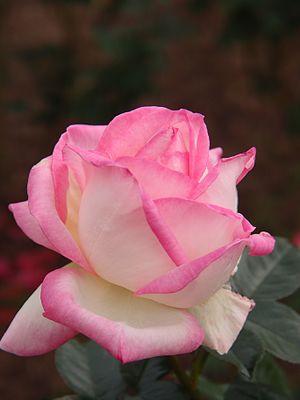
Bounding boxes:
[197,147,256,211]
[136,232,275,297]
[41,265,204,363]
[0,285,76,356]
[222,147,256,185]
[8,201,56,252]
[27,157,91,271]
[52,124,106,222]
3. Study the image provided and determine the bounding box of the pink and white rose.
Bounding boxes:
[0,107,274,362]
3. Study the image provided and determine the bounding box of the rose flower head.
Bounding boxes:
[0,107,274,362]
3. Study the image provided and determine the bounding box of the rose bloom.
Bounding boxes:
[0,107,274,362]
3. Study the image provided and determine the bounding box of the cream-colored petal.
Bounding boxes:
[41,265,204,362]
[191,288,254,354]
[0,286,76,356]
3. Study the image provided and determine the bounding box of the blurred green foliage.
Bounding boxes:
[220,0,300,44]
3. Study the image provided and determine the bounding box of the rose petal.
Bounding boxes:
[118,157,198,200]
[27,157,90,270]
[97,107,210,181]
[97,107,177,158]
[9,201,56,252]
[160,110,210,180]
[78,164,178,289]
[136,231,274,308]
[136,240,246,308]
[65,171,82,245]
[191,288,254,354]
[52,124,106,221]
[141,194,187,265]
[63,124,106,149]
[154,198,253,260]
[135,127,176,160]
[64,144,189,266]
[158,126,189,174]
[209,147,223,165]
[70,146,189,266]
[248,232,275,256]
[197,148,256,211]
[161,151,189,175]
[183,110,209,180]
[0,286,76,356]
[41,265,204,363]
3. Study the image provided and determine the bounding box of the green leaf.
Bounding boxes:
[121,360,147,389]
[202,352,233,381]
[139,357,170,385]
[208,329,263,378]
[121,357,186,400]
[140,381,187,400]
[121,357,169,388]
[55,339,125,399]
[121,357,180,399]
[53,396,85,400]
[224,382,290,400]
[232,237,300,301]
[198,376,228,400]
[246,301,300,363]
[253,353,291,396]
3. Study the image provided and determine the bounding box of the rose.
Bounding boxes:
[0,107,274,362]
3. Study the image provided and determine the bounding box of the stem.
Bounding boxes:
[191,350,209,390]
[170,356,202,400]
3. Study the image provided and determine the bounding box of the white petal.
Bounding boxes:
[0,286,75,356]
[191,288,254,354]
[41,265,204,362]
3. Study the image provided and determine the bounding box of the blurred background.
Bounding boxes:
[0,0,299,399]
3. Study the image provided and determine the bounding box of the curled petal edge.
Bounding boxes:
[135,231,275,297]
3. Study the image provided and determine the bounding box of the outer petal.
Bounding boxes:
[136,232,274,308]
[248,232,275,256]
[154,198,253,260]
[9,201,56,251]
[52,124,106,222]
[209,147,223,165]
[41,265,204,363]
[62,124,106,150]
[191,288,254,354]
[27,157,90,270]
[137,241,246,308]
[197,148,256,211]
[78,164,179,289]
[0,286,76,356]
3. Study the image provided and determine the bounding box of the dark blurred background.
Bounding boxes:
[0,1,299,399]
